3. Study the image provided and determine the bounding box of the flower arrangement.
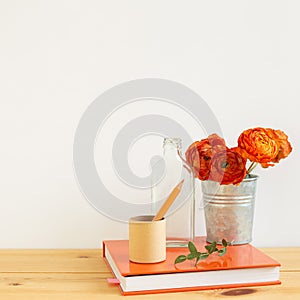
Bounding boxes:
[185,127,292,185]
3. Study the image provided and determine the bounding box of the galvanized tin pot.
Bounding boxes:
[202,174,258,245]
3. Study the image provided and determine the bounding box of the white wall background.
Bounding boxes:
[0,0,299,248]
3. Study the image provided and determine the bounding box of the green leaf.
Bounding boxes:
[206,242,217,254]
[222,239,228,247]
[188,241,198,254]
[195,256,200,266]
[187,252,197,260]
[205,245,211,251]
[199,253,209,260]
[174,255,187,264]
[218,247,227,256]
[211,241,217,251]
[174,239,229,267]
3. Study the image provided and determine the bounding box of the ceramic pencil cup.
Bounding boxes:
[129,215,166,263]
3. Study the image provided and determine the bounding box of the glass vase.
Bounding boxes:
[151,137,195,247]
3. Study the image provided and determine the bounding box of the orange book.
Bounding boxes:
[103,236,280,295]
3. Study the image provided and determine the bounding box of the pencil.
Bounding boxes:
[152,179,184,221]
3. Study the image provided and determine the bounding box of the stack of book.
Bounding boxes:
[103,236,280,295]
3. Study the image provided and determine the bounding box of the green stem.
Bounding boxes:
[247,162,258,174]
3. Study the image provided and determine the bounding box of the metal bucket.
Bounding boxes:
[202,174,258,245]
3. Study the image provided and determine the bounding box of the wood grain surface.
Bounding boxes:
[0,248,299,299]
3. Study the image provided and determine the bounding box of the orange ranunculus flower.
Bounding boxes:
[237,128,278,164]
[206,133,227,148]
[185,134,226,180]
[267,129,292,164]
[210,148,247,185]
[185,141,210,180]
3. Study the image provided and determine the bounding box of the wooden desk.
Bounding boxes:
[0,248,299,299]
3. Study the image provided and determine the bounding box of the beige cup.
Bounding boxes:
[129,215,166,263]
